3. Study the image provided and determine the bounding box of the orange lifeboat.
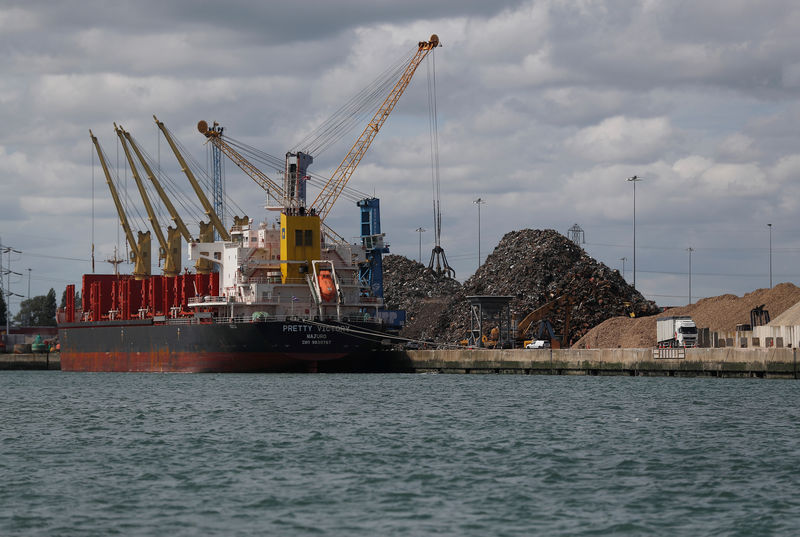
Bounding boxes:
[318,269,336,302]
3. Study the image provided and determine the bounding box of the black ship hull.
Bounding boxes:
[58,319,386,372]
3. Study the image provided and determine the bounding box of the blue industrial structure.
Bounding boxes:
[357,198,389,299]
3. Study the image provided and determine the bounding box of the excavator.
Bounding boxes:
[515,294,575,349]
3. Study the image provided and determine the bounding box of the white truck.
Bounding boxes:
[657,316,698,347]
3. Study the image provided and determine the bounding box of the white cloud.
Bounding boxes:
[698,163,768,196]
[565,116,674,163]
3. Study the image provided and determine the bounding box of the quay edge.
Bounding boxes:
[0,353,60,370]
[396,348,799,378]
[1,348,798,378]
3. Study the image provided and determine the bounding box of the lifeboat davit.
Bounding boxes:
[318,269,336,301]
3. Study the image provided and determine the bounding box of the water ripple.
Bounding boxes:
[1,373,799,536]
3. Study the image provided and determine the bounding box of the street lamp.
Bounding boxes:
[620,257,627,280]
[627,175,643,290]
[767,223,772,288]
[687,247,694,305]
[27,268,31,327]
[415,227,426,264]
[473,198,486,269]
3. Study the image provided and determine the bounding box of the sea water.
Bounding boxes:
[1,372,799,536]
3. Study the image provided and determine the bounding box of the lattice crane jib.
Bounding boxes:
[197,120,283,208]
[310,35,440,222]
[154,115,231,242]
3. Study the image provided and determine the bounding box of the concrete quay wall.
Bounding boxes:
[0,353,60,370]
[1,349,798,378]
[399,348,800,379]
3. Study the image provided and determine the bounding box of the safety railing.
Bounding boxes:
[653,347,686,360]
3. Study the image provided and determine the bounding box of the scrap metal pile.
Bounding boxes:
[383,229,660,345]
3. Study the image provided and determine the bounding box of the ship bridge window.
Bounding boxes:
[295,229,303,246]
[304,230,313,246]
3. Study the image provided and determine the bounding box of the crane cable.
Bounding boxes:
[220,134,371,203]
[291,48,418,156]
[159,122,247,220]
[427,49,442,248]
[130,131,207,228]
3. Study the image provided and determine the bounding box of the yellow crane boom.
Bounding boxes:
[197,121,347,244]
[121,128,193,242]
[89,129,151,279]
[115,124,182,277]
[197,120,282,206]
[154,115,231,242]
[311,34,439,221]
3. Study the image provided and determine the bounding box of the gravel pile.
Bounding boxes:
[573,282,800,348]
[769,298,800,326]
[384,229,660,345]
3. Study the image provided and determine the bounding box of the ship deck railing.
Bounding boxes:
[188,296,383,307]
[163,315,385,326]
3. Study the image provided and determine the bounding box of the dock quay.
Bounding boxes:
[389,348,800,379]
[2,348,798,378]
[1,353,60,370]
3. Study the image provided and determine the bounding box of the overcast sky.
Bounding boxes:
[2,0,800,314]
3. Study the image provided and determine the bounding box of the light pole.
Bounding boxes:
[26,268,31,327]
[473,198,486,269]
[415,227,426,264]
[687,247,694,305]
[620,257,627,280]
[627,175,642,290]
[768,223,772,288]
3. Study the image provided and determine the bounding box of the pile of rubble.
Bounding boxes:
[574,282,800,348]
[381,255,464,340]
[383,229,660,345]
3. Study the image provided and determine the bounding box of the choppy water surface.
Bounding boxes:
[1,372,799,536]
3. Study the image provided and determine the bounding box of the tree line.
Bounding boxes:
[0,288,80,327]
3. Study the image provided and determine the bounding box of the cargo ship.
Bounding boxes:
[57,200,402,372]
[57,127,402,373]
[57,36,441,372]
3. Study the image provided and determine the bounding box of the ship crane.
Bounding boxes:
[154,115,232,243]
[197,120,282,208]
[123,125,218,274]
[307,34,441,296]
[309,34,440,222]
[426,42,455,280]
[197,121,348,244]
[115,124,182,277]
[89,129,151,280]
[120,128,193,243]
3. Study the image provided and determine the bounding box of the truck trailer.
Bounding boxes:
[657,316,698,347]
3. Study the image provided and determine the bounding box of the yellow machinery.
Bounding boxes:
[154,115,232,242]
[115,124,182,277]
[279,213,322,282]
[516,294,575,349]
[197,120,282,207]
[89,129,151,280]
